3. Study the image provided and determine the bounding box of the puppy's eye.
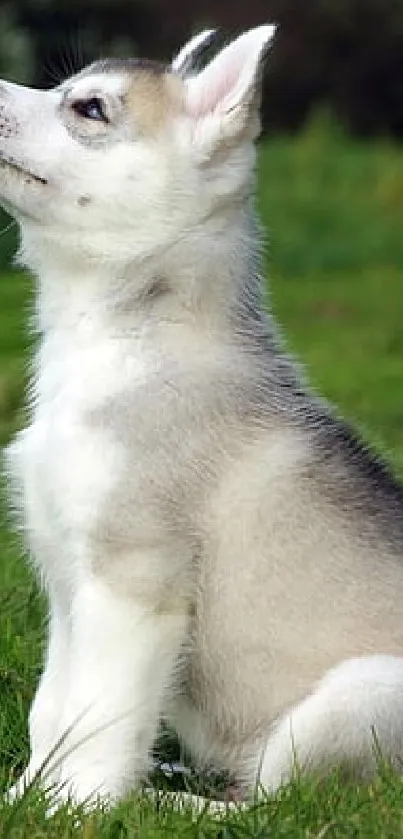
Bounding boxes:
[72,97,108,123]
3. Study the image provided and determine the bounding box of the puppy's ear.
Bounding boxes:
[183,25,276,150]
[172,30,218,77]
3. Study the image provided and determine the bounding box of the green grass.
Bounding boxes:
[2,119,403,834]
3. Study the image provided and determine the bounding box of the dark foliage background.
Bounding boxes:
[1,0,403,137]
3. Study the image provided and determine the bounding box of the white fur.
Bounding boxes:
[185,25,276,118]
[2,26,403,812]
[260,657,403,790]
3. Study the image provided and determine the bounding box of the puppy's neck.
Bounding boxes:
[22,200,261,343]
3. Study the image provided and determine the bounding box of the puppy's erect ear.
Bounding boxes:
[183,25,276,150]
[172,30,218,77]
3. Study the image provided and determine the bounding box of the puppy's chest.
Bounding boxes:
[5,337,150,547]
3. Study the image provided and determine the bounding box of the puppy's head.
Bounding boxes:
[0,26,276,271]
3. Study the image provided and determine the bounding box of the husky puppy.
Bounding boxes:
[2,25,403,808]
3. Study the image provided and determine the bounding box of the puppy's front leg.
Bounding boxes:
[8,588,71,800]
[51,573,188,807]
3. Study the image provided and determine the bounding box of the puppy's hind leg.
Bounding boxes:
[258,656,403,794]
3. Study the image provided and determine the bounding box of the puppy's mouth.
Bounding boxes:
[0,151,48,185]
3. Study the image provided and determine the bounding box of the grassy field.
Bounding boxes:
[2,120,403,835]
